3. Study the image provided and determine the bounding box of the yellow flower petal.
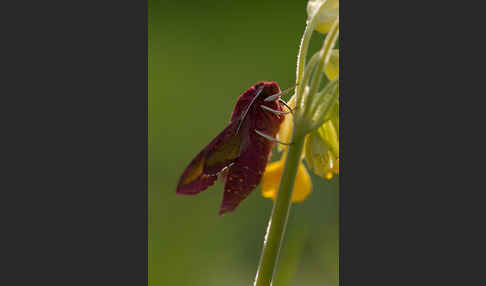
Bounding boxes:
[324,49,339,80]
[262,156,312,203]
[276,95,307,159]
[277,95,296,152]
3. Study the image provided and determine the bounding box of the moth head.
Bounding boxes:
[256,82,281,102]
[261,82,298,103]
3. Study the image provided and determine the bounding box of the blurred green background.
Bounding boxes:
[149,1,338,285]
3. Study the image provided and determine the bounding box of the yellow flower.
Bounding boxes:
[307,0,339,35]
[304,120,339,179]
[262,153,312,202]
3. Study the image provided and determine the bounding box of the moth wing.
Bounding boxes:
[203,123,243,175]
[218,96,286,214]
[176,121,244,195]
[219,136,272,215]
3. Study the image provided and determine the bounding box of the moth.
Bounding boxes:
[176,81,293,215]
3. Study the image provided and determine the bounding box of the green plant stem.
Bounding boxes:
[253,3,338,286]
[254,134,306,286]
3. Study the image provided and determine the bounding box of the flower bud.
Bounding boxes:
[304,120,339,179]
[307,0,339,35]
[325,49,339,80]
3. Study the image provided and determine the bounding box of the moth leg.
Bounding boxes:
[278,99,294,113]
[263,93,280,102]
[264,84,299,102]
[260,104,291,115]
[254,129,292,145]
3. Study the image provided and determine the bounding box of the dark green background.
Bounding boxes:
[149,1,338,285]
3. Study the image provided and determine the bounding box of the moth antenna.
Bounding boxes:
[278,99,294,113]
[260,104,291,115]
[236,85,265,135]
[264,84,298,102]
[254,130,292,145]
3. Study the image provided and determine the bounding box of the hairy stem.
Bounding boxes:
[254,133,305,286]
[296,0,329,109]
